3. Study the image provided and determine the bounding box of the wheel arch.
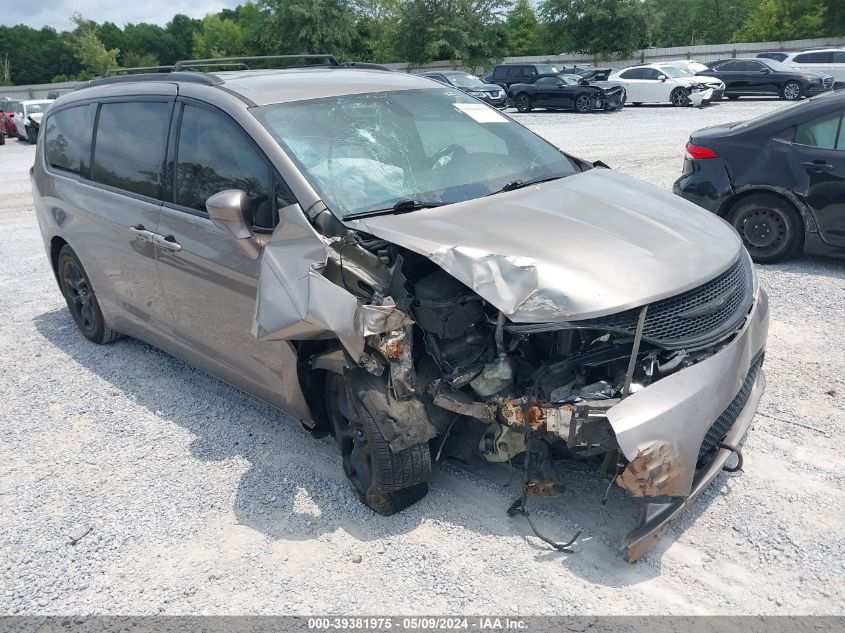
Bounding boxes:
[718,185,816,235]
[49,236,69,284]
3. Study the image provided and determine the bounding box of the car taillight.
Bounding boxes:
[685,142,718,160]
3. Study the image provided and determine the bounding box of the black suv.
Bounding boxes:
[483,63,560,92]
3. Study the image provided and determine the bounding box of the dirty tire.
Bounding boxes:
[515,94,532,113]
[574,94,593,113]
[326,372,431,515]
[57,245,122,344]
[726,194,803,263]
[781,80,802,101]
[670,87,690,107]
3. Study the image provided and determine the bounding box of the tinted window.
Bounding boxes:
[44,105,95,176]
[522,66,537,78]
[92,101,170,198]
[642,68,663,80]
[535,77,560,87]
[795,52,832,64]
[493,67,507,80]
[834,52,845,64]
[747,61,768,72]
[620,68,643,79]
[175,105,274,228]
[795,111,842,150]
[506,67,521,80]
[716,60,745,71]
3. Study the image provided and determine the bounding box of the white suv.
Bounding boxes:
[784,49,845,89]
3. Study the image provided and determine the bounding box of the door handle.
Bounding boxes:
[128,224,156,241]
[152,233,182,252]
[801,161,835,171]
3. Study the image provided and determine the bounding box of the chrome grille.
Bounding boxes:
[697,357,763,467]
[580,255,753,350]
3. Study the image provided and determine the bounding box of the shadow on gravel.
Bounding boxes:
[33,307,732,583]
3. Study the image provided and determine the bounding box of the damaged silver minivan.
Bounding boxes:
[32,58,768,562]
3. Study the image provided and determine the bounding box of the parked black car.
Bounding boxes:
[508,74,626,113]
[756,52,789,62]
[698,58,833,100]
[420,71,507,108]
[482,62,560,92]
[674,91,845,262]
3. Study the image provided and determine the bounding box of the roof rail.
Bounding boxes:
[173,54,340,72]
[79,72,222,90]
[105,65,175,77]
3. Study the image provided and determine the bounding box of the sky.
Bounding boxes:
[2,0,243,31]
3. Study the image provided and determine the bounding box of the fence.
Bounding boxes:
[2,35,845,97]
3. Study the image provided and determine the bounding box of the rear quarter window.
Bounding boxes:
[44,104,96,176]
[91,101,171,199]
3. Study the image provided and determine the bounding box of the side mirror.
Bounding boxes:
[206,189,254,239]
[206,189,262,259]
[659,75,667,82]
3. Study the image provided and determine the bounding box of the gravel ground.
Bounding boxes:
[1,98,844,616]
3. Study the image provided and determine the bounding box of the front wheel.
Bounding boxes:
[781,80,802,101]
[515,94,532,113]
[726,194,803,263]
[57,245,122,343]
[670,87,690,107]
[574,94,593,113]
[326,372,431,515]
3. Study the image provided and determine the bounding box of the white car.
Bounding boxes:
[12,100,53,141]
[783,49,845,89]
[609,64,724,106]
[659,59,711,75]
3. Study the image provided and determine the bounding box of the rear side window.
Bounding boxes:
[795,52,832,64]
[620,68,643,79]
[795,111,842,150]
[174,105,274,228]
[493,67,507,80]
[506,67,521,80]
[834,52,845,63]
[92,101,171,198]
[44,104,95,175]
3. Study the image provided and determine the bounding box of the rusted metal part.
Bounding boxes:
[433,392,496,420]
[616,441,689,498]
[499,397,574,437]
[376,329,406,359]
[525,477,561,497]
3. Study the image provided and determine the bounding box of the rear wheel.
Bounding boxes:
[574,94,593,113]
[57,245,122,343]
[670,87,690,107]
[515,94,532,113]
[781,80,802,101]
[326,372,431,515]
[726,194,803,263]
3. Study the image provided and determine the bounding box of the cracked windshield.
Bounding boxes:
[254,88,577,217]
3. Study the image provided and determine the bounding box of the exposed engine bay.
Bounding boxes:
[289,220,760,559]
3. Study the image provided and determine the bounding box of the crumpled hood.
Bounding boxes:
[354,168,742,322]
[27,112,43,123]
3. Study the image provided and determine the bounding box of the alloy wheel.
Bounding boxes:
[326,374,373,498]
[782,81,801,100]
[575,95,592,113]
[671,88,689,106]
[61,258,97,333]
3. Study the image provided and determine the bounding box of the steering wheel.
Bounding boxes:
[430,144,468,170]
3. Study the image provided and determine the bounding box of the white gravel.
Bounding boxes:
[1,98,844,616]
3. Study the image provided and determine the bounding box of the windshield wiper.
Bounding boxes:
[344,198,446,220]
[488,175,567,196]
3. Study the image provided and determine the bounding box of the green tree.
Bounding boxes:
[505,0,542,56]
[71,14,120,76]
[541,0,647,56]
[192,15,246,58]
[394,0,509,69]
[121,51,160,68]
[166,14,202,61]
[257,0,361,56]
[642,0,756,47]
[737,0,826,41]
